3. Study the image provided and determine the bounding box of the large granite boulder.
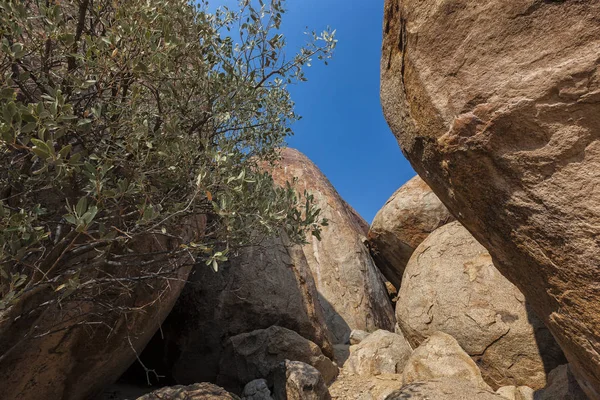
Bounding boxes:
[385,379,506,400]
[344,330,412,376]
[154,234,333,385]
[380,0,600,396]
[396,222,565,389]
[0,217,204,400]
[368,175,453,288]
[267,148,395,344]
[217,326,338,393]
[402,331,492,391]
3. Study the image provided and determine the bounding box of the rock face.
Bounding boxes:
[268,148,395,344]
[0,217,204,400]
[345,330,412,376]
[217,326,338,393]
[396,222,565,389]
[137,383,239,400]
[402,331,492,391]
[380,0,600,396]
[368,175,453,288]
[272,360,331,400]
[534,364,589,400]
[157,234,333,384]
[385,379,506,400]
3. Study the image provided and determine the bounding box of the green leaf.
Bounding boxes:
[75,197,88,216]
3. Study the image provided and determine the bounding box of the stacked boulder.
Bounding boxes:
[341,176,586,400]
[110,148,395,399]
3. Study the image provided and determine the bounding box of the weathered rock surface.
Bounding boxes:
[137,383,239,400]
[368,175,453,288]
[155,234,333,385]
[534,364,589,400]
[0,217,204,400]
[268,148,395,343]
[402,331,492,391]
[496,386,534,400]
[385,379,506,400]
[329,372,403,400]
[345,330,412,376]
[349,330,371,345]
[396,222,565,389]
[273,360,331,400]
[242,379,274,400]
[381,0,600,396]
[217,326,338,393]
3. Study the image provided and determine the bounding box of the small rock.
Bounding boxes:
[242,379,273,400]
[496,386,534,400]
[136,383,239,400]
[345,330,412,376]
[402,331,491,391]
[217,326,338,393]
[273,360,331,400]
[349,330,371,345]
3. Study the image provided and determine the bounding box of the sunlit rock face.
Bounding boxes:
[268,148,395,344]
[381,0,600,396]
[396,222,565,389]
[368,175,454,289]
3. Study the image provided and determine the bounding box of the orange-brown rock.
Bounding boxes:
[0,217,204,400]
[381,0,600,396]
[368,175,453,288]
[268,148,395,344]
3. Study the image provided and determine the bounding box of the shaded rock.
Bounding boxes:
[329,372,403,400]
[349,330,371,345]
[368,175,453,288]
[496,386,534,400]
[217,326,338,393]
[396,222,565,389]
[534,364,588,400]
[380,0,600,396]
[267,148,395,344]
[273,360,331,400]
[137,383,239,400]
[242,379,274,400]
[154,233,333,385]
[332,345,350,366]
[0,217,204,400]
[402,331,491,391]
[384,379,506,400]
[345,330,412,376]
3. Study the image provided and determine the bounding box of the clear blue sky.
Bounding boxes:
[212,0,416,223]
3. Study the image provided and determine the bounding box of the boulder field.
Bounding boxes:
[4,146,592,400]
[381,0,600,397]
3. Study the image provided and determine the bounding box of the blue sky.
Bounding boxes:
[213,0,416,223]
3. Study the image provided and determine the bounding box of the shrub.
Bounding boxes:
[0,0,334,311]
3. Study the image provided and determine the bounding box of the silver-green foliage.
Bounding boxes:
[0,0,335,310]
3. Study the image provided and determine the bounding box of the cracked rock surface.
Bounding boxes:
[381,0,600,396]
[396,222,565,389]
